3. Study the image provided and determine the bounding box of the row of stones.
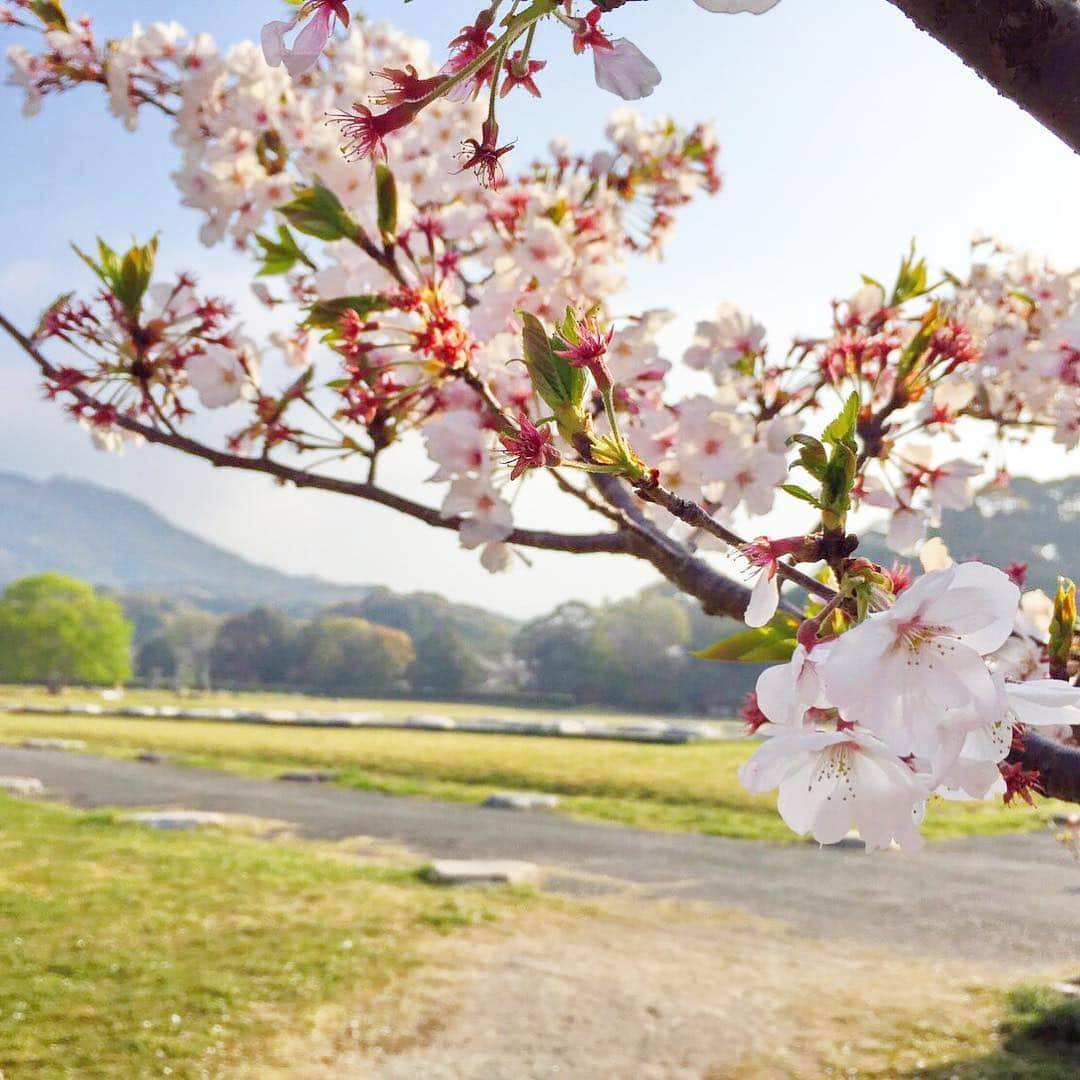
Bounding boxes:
[7,703,734,744]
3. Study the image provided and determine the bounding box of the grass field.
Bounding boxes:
[0,793,534,1078]
[0,687,1071,843]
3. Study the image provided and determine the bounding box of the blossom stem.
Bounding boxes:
[411,0,556,116]
[632,476,838,605]
[600,386,629,457]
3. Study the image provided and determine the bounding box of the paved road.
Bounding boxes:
[3,747,1078,967]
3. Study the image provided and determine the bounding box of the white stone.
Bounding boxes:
[556,718,588,736]
[128,810,227,830]
[22,738,86,751]
[427,859,540,886]
[404,714,457,731]
[483,792,561,811]
[0,776,45,797]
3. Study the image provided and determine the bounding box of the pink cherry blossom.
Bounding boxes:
[592,39,661,101]
[693,0,783,11]
[261,0,348,81]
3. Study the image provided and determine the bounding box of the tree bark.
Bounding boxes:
[1014,730,1080,802]
[886,0,1080,154]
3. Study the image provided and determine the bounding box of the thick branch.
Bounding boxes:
[632,477,839,605]
[886,0,1080,154]
[1016,730,1080,803]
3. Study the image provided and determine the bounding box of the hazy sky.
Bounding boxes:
[3,1,1080,617]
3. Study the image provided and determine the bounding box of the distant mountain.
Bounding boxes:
[0,471,372,615]
[862,476,1080,593]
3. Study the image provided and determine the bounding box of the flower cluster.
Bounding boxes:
[245,0,783,174]
[739,554,1080,851]
[33,241,256,450]
[9,8,1080,581]
[5,7,724,569]
[7,3,1080,842]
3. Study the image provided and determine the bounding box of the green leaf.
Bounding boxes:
[29,0,68,30]
[822,392,860,446]
[255,225,314,277]
[788,434,827,482]
[279,183,359,242]
[695,615,798,663]
[895,305,944,378]
[520,313,586,410]
[780,484,821,508]
[117,239,158,316]
[558,306,580,346]
[304,295,391,330]
[889,242,930,306]
[375,163,398,239]
[1049,577,1077,673]
[72,236,158,318]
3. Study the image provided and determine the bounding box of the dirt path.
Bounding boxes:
[256,901,1032,1080]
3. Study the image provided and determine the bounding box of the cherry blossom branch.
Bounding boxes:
[0,308,767,619]
[631,476,839,605]
[885,0,1080,155]
[0,310,627,559]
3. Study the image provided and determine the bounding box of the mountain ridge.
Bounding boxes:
[0,470,372,615]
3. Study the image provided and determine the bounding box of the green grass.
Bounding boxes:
[0,696,1071,843]
[0,793,533,1078]
[893,984,1080,1079]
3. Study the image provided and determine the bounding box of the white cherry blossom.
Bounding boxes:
[738,727,927,852]
[819,563,1019,755]
[184,345,252,408]
[754,642,833,726]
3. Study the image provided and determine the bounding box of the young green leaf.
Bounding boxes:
[695,615,799,663]
[304,295,391,330]
[279,183,359,242]
[375,163,399,239]
[255,225,315,277]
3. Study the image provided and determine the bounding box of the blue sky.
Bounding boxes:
[3,1,1080,617]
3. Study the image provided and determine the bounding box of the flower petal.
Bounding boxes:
[744,566,779,628]
[592,38,661,101]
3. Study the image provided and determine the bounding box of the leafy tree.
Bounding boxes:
[210,607,298,687]
[591,592,692,711]
[327,587,516,657]
[0,573,132,688]
[292,616,414,696]
[137,608,220,688]
[408,624,484,696]
[136,635,178,681]
[514,603,605,705]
